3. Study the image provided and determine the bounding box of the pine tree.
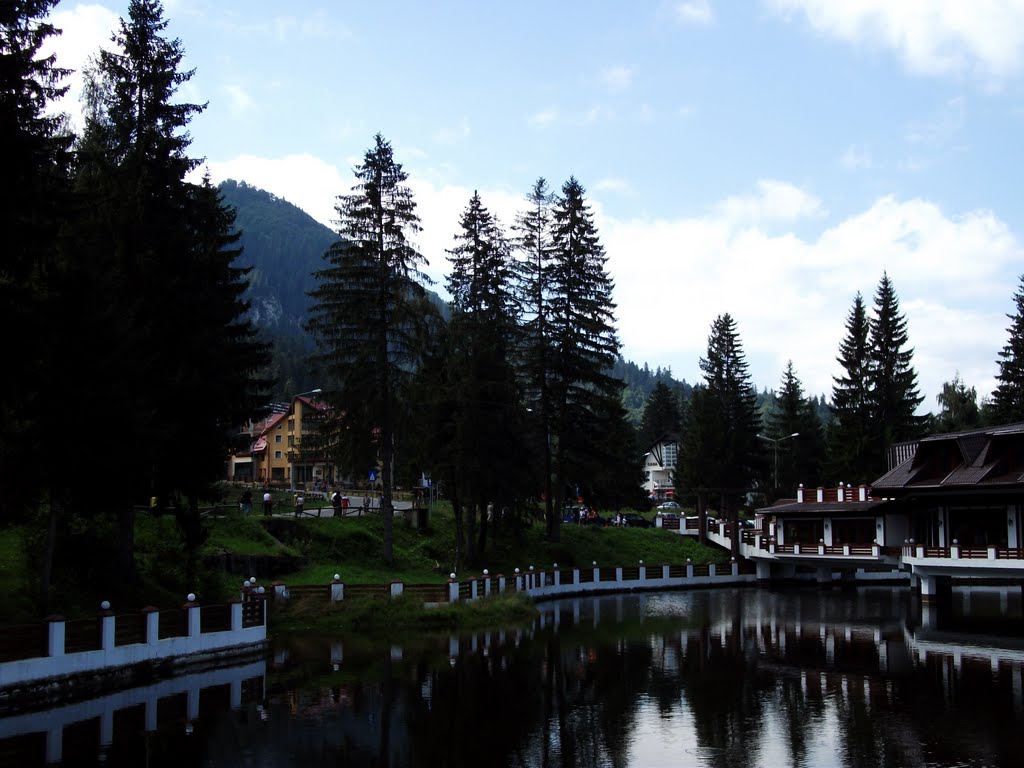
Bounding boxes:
[307,134,436,567]
[696,313,762,511]
[767,361,823,494]
[868,272,924,476]
[639,380,682,451]
[442,192,525,564]
[70,0,266,590]
[827,293,874,485]
[512,178,556,529]
[545,177,622,540]
[991,276,1024,424]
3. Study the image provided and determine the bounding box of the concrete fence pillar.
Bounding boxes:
[331,577,343,602]
[448,578,459,603]
[731,560,739,577]
[230,601,243,632]
[100,611,115,652]
[46,616,65,657]
[709,563,717,578]
[390,582,404,598]
[686,562,694,579]
[593,565,600,583]
[143,607,159,645]
[185,600,201,639]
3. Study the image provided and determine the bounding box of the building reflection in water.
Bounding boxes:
[1,587,1022,767]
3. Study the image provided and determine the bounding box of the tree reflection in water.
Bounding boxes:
[4,587,1023,767]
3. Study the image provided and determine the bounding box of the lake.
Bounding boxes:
[3,585,1023,767]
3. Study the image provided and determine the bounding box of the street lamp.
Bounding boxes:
[758,432,799,490]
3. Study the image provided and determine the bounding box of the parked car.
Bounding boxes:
[656,501,681,510]
[619,512,652,528]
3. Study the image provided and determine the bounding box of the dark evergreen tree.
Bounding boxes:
[867,272,924,476]
[679,313,761,550]
[307,133,436,567]
[766,361,823,495]
[70,0,266,592]
[0,0,74,609]
[545,177,623,540]
[639,380,682,450]
[826,293,874,485]
[512,178,556,529]
[441,191,526,564]
[991,276,1024,424]
[698,313,762,504]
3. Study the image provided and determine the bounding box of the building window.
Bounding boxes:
[288,435,294,447]
[288,420,295,432]
[663,442,678,468]
[274,450,282,460]
[275,434,282,444]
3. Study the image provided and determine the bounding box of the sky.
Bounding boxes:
[43,0,1024,410]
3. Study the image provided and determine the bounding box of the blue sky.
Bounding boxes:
[46,1,1024,410]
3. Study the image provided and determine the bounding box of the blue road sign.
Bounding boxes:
[369,470,377,482]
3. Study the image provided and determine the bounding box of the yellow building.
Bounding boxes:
[244,394,331,487]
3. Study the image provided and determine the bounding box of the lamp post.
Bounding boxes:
[757,432,799,491]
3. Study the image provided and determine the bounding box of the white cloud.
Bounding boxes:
[714,179,827,225]
[528,108,559,126]
[189,151,1021,412]
[840,144,873,170]
[674,0,714,25]
[194,153,348,228]
[767,0,1024,81]
[601,66,634,91]
[224,84,253,114]
[43,4,121,131]
[905,96,966,145]
[604,190,1020,408]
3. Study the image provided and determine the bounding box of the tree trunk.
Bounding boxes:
[465,502,477,566]
[477,499,490,561]
[451,485,463,573]
[697,492,707,545]
[39,495,58,613]
[117,504,137,587]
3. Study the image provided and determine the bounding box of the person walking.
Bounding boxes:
[331,490,342,517]
[262,489,272,516]
[240,489,253,516]
[295,493,304,518]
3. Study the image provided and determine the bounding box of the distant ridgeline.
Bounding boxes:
[218,180,818,422]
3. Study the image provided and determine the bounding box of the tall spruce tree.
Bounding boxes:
[827,292,874,485]
[442,191,525,564]
[639,380,682,450]
[307,134,435,567]
[991,276,1024,424]
[512,178,556,529]
[71,0,266,592]
[545,177,623,540]
[681,313,761,550]
[699,314,762,500]
[867,272,924,476]
[1,0,74,609]
[767,361,823,495]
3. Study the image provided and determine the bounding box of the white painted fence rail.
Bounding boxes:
[0,592,267,690]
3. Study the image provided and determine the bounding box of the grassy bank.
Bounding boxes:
[0,492,728,625]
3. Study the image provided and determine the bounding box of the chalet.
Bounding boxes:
[641,433,678,502]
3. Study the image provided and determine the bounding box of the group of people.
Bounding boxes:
[237,483,376,518]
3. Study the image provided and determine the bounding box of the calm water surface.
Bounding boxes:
[4,586,1024,767]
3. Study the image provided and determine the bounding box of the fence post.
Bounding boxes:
[498,574,506,593]
[142,607,159,645]
[708,563,717,578]
[686,559,694,579]
[46,616,65,657]
[390,581,404,598]
[273,582,287,600]
[662,564,670,580]
[483,570,492,595]
[639,561,646,581]
[471,578,479,600]
[553,566,561,588]
[99,602,115,652]
[230,601,243,632]
[448,574,459,603]
[592,562,600,584]
[731,558,739,577]
[331,574,343,602]
[184,594,200,639]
